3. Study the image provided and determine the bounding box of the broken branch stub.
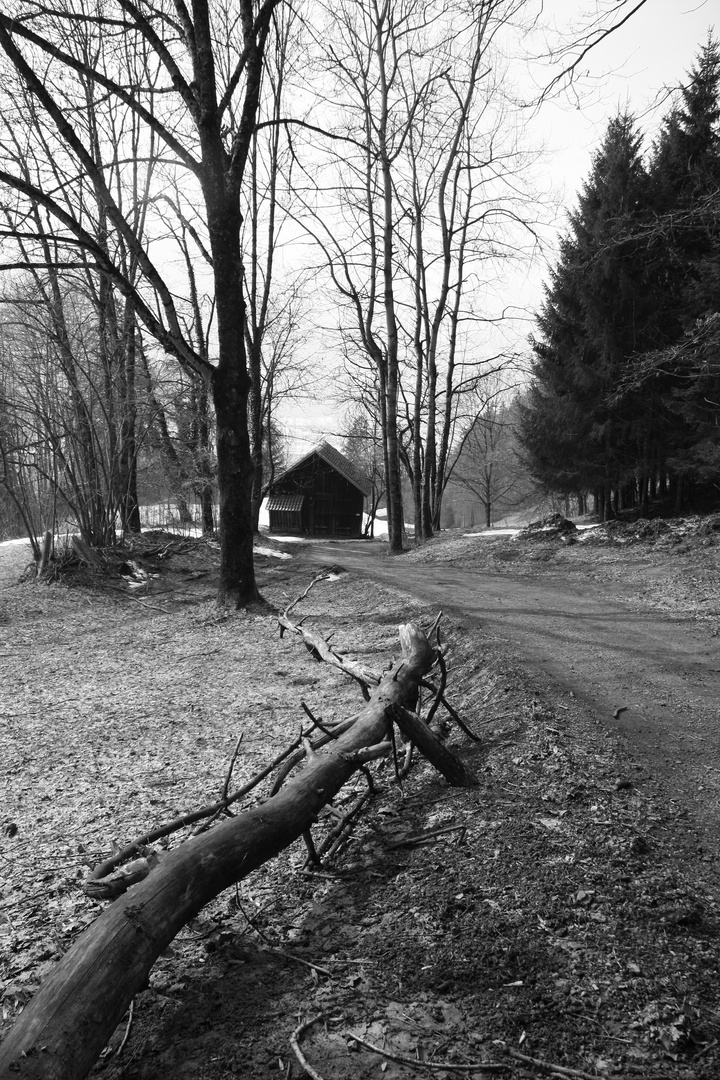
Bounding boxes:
[389,703,478,787]
[0,624,435,1080]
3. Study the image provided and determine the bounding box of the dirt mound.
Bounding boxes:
[517,513,578,542]
[580,514,720,549]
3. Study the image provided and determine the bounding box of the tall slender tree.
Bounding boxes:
[302,0,536,549]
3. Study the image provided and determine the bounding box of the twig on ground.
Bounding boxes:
[123,594,174,615]
[505,1048,607,1079]
[694,1038,718,1060]
[115,999,134,1057]
[263,947,332,979]
[233,887,275,944]
[388,824,467,849]
[290,1014,326,1080]
[348,1031,508,1072]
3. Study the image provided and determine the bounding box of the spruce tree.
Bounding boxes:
[643,38,720,504]
[521,114,653,518]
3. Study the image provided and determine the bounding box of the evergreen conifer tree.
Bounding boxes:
[642,37,720,504]
[521,115,653,518]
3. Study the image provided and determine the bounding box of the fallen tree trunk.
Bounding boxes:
[0,625,435,1080]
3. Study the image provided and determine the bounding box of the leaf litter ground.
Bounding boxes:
[1,531,719,1080]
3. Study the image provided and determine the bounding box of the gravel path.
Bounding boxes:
[308,529,720,862]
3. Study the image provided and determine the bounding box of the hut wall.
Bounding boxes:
[268,509,303,534]
[270,455,364,537]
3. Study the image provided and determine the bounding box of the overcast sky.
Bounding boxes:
[280,0,717,455]
[545,0,715,204]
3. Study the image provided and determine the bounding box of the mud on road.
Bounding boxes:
[308,524,720,861]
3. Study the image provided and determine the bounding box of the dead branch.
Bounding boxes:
[422,673,482,743]
[397,740,414,780]
[278,613,380,697]
[505,1048,605,1080]
[314,789,374,863]
[424,646,448,726]
[389,704,478,787]
[388,824,467,850]
[340,741,392,764]
[290,1014,326,1080]
[282,571,329,619]
[300,700,336,738]
[263,947,331,979]
[83,853,161,901]
[348,1030,509,1072]
[115,999,134,1058]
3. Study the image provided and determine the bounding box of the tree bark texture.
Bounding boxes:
[0,625,435,1080]
[389,704,478,788]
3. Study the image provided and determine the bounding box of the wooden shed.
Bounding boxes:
[266,441,371,537]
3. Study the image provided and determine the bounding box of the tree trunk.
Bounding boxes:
[0,625,435,1080]
[120,301,141,534]
[212,359,259,607]
[205,184,260,604]
[248,336,264,532]
[194,382,215,535]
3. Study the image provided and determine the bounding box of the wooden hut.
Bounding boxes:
[266,441,371,537]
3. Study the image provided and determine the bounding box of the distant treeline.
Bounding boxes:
[520,38,720,520]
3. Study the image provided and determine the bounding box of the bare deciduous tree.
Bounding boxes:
[299,0,540,547]
[0,0,283,605]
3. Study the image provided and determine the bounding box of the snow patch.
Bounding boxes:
[463,528,520,538]
[254,546,292,560]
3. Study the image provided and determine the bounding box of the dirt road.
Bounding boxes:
[309,538,720,854]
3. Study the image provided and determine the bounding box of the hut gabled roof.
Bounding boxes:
[273,441,372,496]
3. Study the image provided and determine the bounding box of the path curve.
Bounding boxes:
[308,540,720,852]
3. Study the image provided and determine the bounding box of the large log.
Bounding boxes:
[0,625,435,1080]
